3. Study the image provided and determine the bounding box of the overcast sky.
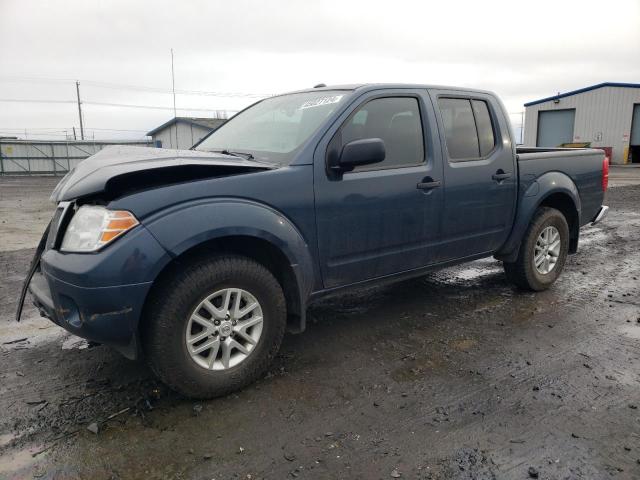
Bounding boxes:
[1,0,639,140]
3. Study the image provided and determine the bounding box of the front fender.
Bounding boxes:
[143,197,316,306]
[496,171,581,261]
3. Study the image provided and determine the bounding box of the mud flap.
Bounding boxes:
[15,222,50,322]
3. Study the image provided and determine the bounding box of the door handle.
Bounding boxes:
[492,171,512,182]
[417,180,442,190]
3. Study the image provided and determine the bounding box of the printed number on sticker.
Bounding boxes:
[299,95,344,110]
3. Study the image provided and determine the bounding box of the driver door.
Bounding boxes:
[313,91,444,288]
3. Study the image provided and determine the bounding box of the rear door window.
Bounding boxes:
[437,97,496,160]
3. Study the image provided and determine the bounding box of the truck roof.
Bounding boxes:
[286,83,496,97]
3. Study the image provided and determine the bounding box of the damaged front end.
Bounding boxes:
[15,222,51,323]
[16,203,170,359]
[50,145,276,203]
[17,146,272,358]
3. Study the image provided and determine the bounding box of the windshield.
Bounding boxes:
[196,90,351,164]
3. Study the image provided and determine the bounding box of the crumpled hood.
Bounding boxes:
[51,146,276,202]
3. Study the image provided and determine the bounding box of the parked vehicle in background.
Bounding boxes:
[18,84,609,398]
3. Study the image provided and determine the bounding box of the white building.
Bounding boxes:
[523,82,640,164]
[147,117,227,150]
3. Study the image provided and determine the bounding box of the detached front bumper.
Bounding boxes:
[27,224,171,360]
[591,205,609,225]
[30,270,153,359]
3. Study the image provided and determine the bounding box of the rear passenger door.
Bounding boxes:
[314,90,443,288]
[429,90,517,261]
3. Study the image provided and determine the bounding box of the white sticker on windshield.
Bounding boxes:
[299,95,344,110]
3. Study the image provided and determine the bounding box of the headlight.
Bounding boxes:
[61,206,139,252]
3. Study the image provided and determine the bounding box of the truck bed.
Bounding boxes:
[516,147,605,226]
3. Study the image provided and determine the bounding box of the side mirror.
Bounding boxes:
[336,138,386,172]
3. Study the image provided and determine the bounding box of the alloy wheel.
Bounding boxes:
[185,288,263,370]
[534,226,561,275]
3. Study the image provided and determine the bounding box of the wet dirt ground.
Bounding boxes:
[0,174,639,480]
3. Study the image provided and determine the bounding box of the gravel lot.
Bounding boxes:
[0,171,639,480]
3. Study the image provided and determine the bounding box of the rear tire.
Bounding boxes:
[143,255,286,399]
[504,207,570,291]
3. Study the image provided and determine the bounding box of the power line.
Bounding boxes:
[0,127,148,132]
[0,98,76,104]
[0,127,74,131]
[84,80,269,98]
[0,97,240,113]
[84,101,239,113]
[0,75,272,98]
[0,131,149,138]
[0,74,244,140]
[0,132,70,137]
[73,127,149,132]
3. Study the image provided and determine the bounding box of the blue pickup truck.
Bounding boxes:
[18,84,609,398]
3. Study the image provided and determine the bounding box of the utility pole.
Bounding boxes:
[170,48,178,149]
[75,81,85,140]
[520,111,525,144]
[72,126,77,140]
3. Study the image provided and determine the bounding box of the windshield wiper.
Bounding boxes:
[220,149,254,160]
[208,149,276,167]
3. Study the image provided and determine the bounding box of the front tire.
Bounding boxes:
[504,207,570,291]
[143,255,286,399]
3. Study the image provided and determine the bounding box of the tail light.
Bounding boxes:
[602,156,609,191]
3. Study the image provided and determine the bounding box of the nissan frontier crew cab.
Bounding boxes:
[17,84,609,398]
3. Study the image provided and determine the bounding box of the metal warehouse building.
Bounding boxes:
[147,117,227,150]
[523,82,640,164]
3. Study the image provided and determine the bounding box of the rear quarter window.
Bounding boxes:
[472,100,496,157]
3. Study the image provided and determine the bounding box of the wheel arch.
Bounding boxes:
[139,199,317,340]
[496,172,581,261]
[538,192,580,253]
[142,234,307,340]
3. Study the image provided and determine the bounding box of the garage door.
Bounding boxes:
[536,109,575,147]
[631,104,640,146]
